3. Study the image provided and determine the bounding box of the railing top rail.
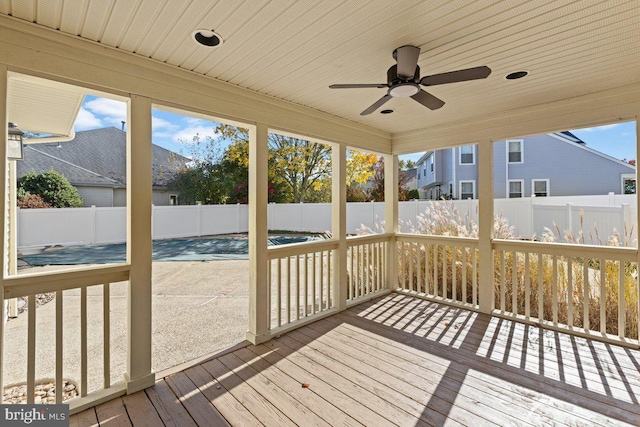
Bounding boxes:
[347,233,392,245]
[267,239,339,259]
[4,264,131,299]
[395,233,479,248]
[492,238,637,262]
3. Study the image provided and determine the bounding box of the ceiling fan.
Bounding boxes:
[329,45,491,115]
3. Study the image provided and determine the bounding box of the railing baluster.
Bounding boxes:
[409,242,414,292]
[512,251,517,315]
[376,242,381,292]
[500,251,506,312]
[81,286,88,397]
[312,252,317,315]
[295,255,300,321]
[103,283,110,390]
[365,244,370,293]
[400,242,405,290]
[319,251,324,310]
[434,245,439,297]
[425,244,431,295]
[462,247,467,304]
[583,257,589,332]
[286,256,291,324]
[524,253,530,320]
[56,290,63,404]
[552,256,558,326]
[359,245,364,296]
[349,246,354,299]
[568,258,573,328]
[267,260,272,328]
[600,258,606,333]
[442,245,448,298]
[472,248,477,306]
[27,295,36,404]
[618,259,625,338]
[417,243,422,294]
[304,254,308,317]
[277,259,282,327]
[452,245,457,302]
[538,253,544,321]
[327,250,332,307]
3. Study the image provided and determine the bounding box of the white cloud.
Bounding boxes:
[84,98,127,127]
[174,125,219,144]
[74,107,103,131]
[152,116,179,131]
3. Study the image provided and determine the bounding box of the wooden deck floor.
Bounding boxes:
[70,293,640,426]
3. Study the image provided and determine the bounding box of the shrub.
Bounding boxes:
[18,171,84,208]
[17,192,52,209]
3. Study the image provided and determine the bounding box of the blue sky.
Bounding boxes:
[76,95,637,163]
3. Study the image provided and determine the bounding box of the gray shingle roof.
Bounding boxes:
[18,146,122,187]
[23,127,189,188]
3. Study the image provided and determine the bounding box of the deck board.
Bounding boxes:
[70,294,640,426]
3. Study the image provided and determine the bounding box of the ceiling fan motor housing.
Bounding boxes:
[387,64,421,97]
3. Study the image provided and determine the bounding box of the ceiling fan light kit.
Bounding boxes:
[329,45,491,116]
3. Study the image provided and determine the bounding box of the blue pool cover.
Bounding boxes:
[20,235,320,266]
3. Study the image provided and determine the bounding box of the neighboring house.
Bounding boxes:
[17,127,189,207]
[416,132,636,200]
[403,168,418,191]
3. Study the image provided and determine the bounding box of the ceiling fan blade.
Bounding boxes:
[361,94,392,116]
[420,66,491,86]
[411,89,445,110]
[396,45,421,79]
[329,83,387,89]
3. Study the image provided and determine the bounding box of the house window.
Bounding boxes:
[449,182,453,197]
[508,180,523,198]
[532,179,549,197]
[459,145,475,164]
[430,163,434,172]
[459,180,475,200]
[507,140,523,163]
[622,174,636,194]
[435,186,441,199]
[423,168,426,177]
[169,195,178,205]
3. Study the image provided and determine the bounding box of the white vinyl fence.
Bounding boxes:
[17,194,638,250]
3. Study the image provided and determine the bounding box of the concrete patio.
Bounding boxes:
[4,260,250,395]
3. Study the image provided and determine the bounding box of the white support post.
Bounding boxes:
[385,155,399,289]
[124,95,155,393]
[478,141,495,313]
[332,143,347,310]
[247,123,270,344]
[0,65,8,403]
[636,114,639,338]
[6,160,17,318]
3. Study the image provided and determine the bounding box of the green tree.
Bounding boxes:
[18,171,84,207]
[368,158,410,202]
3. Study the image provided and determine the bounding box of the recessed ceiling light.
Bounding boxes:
[192,29,223,48]
[380,109,394,114]
[505,70,529,80]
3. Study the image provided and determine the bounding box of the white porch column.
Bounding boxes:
[478,141,494,313]
[0,65,8,403]
[247,123,270,344]
[125,95,155,393]
[385,154,399,289]
[636,114,640,337]
[332,143,347,310]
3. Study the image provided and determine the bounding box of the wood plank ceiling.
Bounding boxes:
[0,0,638,136]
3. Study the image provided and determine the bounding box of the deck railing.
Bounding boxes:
[346,234,391,305]
[393,233,639,346]
[396,234,480,310]
[2,264,130,411]
[493,239,639,345]
[267,240,338,334]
